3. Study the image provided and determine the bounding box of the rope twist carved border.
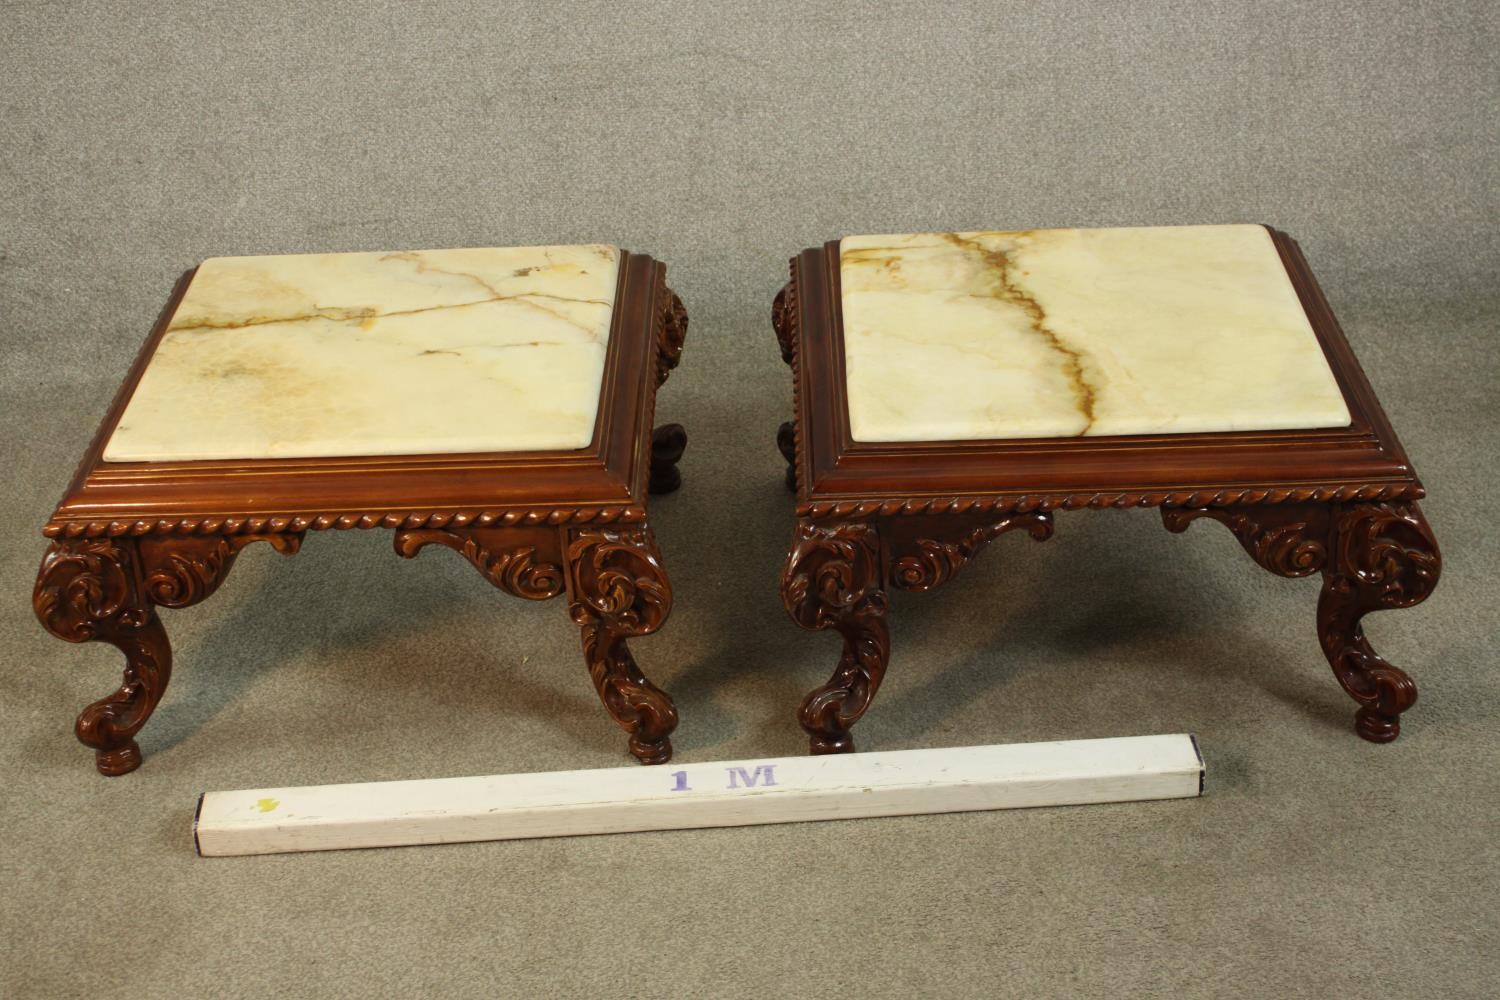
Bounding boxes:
[773,258,805,496]
[796,483,1423,519]
[45,505,650,539]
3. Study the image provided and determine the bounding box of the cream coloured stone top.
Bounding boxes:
[839,225,1350,442]
[104,244,619,462]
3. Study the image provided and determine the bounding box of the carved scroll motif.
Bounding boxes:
[140,532,303,608]
[889,512,1055,592]
[35,539,164,775]
[1318,502,1440,741]
[655,284,688,386]
[393,528,563,600]
[1162,504,1329,577]
[566,526,678,764]
[35,539,152,646]
[782,521,889,754]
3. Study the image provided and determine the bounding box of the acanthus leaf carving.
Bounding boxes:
[1333,503,1439,608]
[781,521,889,754]
[33,538,167,775]
[566,526,678,763]
[35,539,149,643]
[1162,504,1329,577]
[655,279,688,386]
[1317,502,1440,742]
[394,528,563,601]
[890,511,1055,592]
[138,533,304,608]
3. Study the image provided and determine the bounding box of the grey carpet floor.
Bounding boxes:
[2,2,1496,997]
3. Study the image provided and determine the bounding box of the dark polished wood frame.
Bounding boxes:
[774,227,1440,753]
[35,251,690,774]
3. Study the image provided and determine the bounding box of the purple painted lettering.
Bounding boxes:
[727,765,777,789]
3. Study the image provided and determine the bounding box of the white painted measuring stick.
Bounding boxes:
[195,733,1204,857]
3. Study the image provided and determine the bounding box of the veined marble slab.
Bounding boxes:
[839,224,1351,442]
[103,244,621,462]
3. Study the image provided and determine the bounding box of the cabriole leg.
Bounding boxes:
[1318,502,1440,742]
[782,521,889,754]
[1163,500,1440,742]
[565,525,679,764]
[35,539,168,775]
[34,532,300,774]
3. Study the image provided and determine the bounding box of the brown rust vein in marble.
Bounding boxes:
[167,305,380,333]
[418,341,563,356]
[165,290,610,337]
[939,231,1097,432]
[380,250,510,299]
[378,250,611,334]
[166,249,615,338]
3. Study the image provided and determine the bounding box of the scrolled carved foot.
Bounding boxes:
[73,609,170,776]
[782,522,889,755]
[34,538,169,776]
[566,526,679,764]
[649,423,688,495]
[1319,502,1440,743]
[777,421,797,492]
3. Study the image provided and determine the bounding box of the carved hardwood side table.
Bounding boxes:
[773,224,1440,754]
[35,244,690,774]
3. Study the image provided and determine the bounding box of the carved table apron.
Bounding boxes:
[35,246,690,774]
[773,227,1441,754]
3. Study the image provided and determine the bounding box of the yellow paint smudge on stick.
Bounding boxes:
[255,798,279,813]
